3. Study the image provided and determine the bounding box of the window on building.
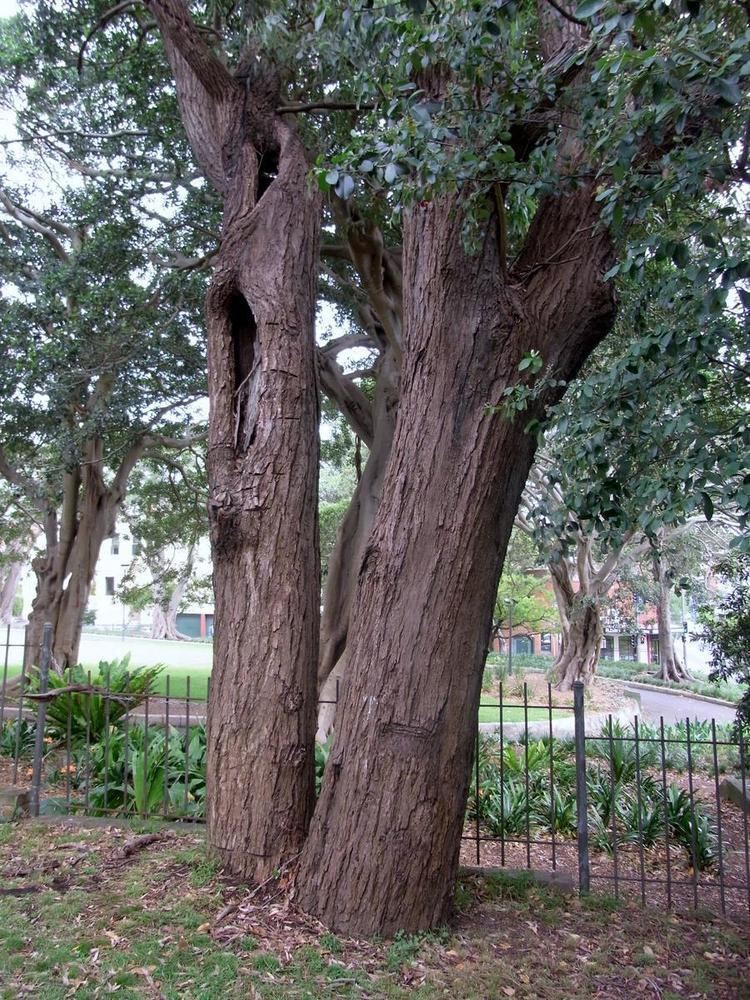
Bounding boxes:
[105,577,115,596]
[132,537,141,556]
[540,633,552,653]
[600,635,615,661]
[110,534,119,555]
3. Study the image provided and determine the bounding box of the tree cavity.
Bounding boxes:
[229,290,260,452]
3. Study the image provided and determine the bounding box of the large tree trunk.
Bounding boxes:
[145,0,322,882]
[297,181,616,935]
[205,153,321,878]
[653,549,690,682]
[201,112,321,881]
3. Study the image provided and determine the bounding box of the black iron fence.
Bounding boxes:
[1,625,748,920]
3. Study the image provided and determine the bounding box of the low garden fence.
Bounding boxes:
[1,624,748,920]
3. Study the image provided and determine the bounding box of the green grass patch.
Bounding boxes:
[477,697,568,724]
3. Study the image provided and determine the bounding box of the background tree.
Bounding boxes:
[492,529,558,648]
[696,554,750,737]
[0,485,38,624]
[119,451,209,640]
[0,5,208,670]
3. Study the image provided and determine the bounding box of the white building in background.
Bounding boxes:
[88,528,142,628]
[19,523,214,636]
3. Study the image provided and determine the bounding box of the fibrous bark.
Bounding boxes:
[145,0,321,880]
[298,176,616,934]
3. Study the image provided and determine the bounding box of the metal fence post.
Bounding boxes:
[29,623,53,817]
[573,680,590,895]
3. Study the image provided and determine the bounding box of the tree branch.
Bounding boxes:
[320,331,377,357]
[144,0,235,100]
[0,187,71,262]
[277,100,375,114]
[317,349,374,445]
[541,0,586,28]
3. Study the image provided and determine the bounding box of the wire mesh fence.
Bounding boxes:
[1,623,748,919]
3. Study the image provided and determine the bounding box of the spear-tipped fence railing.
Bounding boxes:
[1,626,747,918]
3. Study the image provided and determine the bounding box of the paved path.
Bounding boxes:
[624,684,737,726]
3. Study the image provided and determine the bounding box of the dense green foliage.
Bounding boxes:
[0,3,209,639]
[696,555,750,736]
[40,656,163,743]
[468,720,731,872]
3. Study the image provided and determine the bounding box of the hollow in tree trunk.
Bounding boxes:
[144,0,322,881]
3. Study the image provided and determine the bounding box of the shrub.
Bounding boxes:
[41,656,163,744]
[470,725,721,870]
[79,722,206,818]
[0,718,36,757]
[665,786,718,871]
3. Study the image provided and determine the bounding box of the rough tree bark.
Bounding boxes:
[653,547,690,682]
[297,176,617,934]
[145,0,321,879]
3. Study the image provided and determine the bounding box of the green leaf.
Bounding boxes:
[701,491,714,521]
[576,0,606,18]
[335,174,355,199]
[325,169,339,186]
[715,77,742,105]
[672,243,690,268]
[384,162,398,184]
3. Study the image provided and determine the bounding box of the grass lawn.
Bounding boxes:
[1,663,211,701]
[5,659,568,718]
[0,819,747,999]
[477,697,569,725]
